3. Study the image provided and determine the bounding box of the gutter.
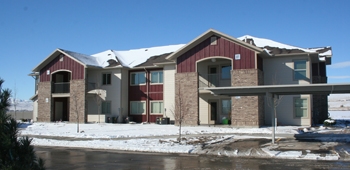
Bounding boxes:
[144,67,149,123]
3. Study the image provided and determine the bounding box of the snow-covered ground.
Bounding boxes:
[19,123,299,154]
[18,117,350,161]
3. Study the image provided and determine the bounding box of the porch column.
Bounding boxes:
[266,92,275,144]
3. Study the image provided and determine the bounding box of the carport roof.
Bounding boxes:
[206,83,350,96]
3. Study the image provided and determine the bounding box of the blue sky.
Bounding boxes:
[1,0,349,100]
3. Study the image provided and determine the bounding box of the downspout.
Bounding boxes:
[144,67,149,123]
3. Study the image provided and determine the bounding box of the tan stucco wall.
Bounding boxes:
[86,68,124,123]
[263,55,312,126]
[265,95,311,126]
[31,99,38,121]
[199,93,231,125]
[263,55,311,85]
[163,64,176,121]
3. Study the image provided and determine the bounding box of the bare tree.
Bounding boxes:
[266,74,284,144]
[71,90,81,133]
[266,74,283,128]
[13,82,18,120]
[94,82,103,123]
[171,79,187,142]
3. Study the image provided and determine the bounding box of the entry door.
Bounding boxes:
[209,101,218,124]
[55,101,63,121]
[208,67,218,87]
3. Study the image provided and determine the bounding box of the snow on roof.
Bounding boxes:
[237,35,332,56]
[91,50,118,67]
[63,35,331,69]
[60,49,101,67]
[91,44,185,68]
[112,44,185,68]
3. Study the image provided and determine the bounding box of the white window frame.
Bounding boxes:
[293,60,307,80]
[102,73,111,85]
[150,101,164,115]
[130,101,146,115]
[130,72,146,86]
[150,71,163,84]
[101,101,111,114]
[293,97,308,118]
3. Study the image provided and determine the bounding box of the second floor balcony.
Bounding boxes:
[52,82,70,93]
[199,73,231,89]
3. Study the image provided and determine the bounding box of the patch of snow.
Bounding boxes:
[91,50,118,67]
[92,44,185,68]
[237,35,331,56]
[324,119,335,123]
[329,111,350,120]
[112,44,185,68]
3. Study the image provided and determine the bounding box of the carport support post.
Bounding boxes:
[266,92,275,144]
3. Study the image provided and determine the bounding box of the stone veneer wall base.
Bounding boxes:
[175,72,199,126]
[230,69,264,127]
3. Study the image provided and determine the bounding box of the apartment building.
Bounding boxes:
[30,29,332,126]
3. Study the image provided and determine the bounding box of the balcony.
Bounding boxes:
[87,82,96,91]
[199,73,231,89]
[52,82,70,93]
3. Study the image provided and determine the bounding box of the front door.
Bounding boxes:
[209,101,218,124]
[53,98,69,122]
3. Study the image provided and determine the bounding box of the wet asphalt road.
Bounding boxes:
[35,146,350,170]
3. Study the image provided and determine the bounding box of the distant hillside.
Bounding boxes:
[328,94,350,111]
[8,98,33,111]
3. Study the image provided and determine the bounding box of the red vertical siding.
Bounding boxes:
[128,68,163,123]
[177,36,256,73]
[40,54,85,82]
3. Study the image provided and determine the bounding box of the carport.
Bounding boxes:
[206,83,350,143]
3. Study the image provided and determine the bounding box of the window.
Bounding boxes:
[131,72,146,85]
[102,101,111,114]
[151,101,164,114]
[294,60,307,80]
[130,101,146,115]
[102,73,111,85]
[221,65,231,79]
[294,98,307,118]
[221,99,231,115]
[150,71,163,84]
[210,36,217,45]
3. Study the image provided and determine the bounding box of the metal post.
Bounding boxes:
[266,92,275,144]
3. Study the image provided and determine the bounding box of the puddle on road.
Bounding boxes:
[35,146,350,170]
[223,138,271,150]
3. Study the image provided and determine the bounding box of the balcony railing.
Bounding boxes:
[52,82,70,93]
[199,73,231,88]
[87,82,96,91]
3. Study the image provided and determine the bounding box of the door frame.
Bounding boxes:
[208,99,219,124]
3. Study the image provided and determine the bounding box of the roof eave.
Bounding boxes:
[32,49,61,72]
[153,62,176,66]
[57,49,87,68]
[130,65,162,70]
[166,29,263,61]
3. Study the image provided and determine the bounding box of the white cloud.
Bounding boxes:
[328,76,350,79]
[329,61,350,68]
